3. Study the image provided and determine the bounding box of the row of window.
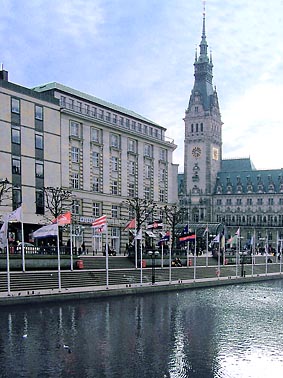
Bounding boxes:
[215,198,283,206]
[11,127,44,149]
[11,98,43,121]
[70,121,167,160]
[62,97,164,140]
[12,157,44,178]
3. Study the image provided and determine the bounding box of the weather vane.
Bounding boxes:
[203,0,206,16]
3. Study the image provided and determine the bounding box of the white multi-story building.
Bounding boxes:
[0,70,178,253]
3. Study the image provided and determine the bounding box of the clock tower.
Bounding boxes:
[183,7,222,222]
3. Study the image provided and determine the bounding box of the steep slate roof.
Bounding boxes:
[32,82,164,129]
[215,158,283,194]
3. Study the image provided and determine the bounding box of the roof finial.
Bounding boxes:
[202,0,206,37]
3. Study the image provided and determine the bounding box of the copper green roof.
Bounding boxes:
[32,82,164,129]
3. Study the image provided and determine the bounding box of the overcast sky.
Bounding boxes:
[1,0,283,172]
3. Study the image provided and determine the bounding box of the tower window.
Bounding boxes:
[195,106,198,113]
[196,123,199,132]
[191,124,194,133]
[200,123,203,132]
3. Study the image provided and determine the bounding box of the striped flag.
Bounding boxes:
[147,220,163,230]
[235,228,240,236]
[92,215,107,233]
[179,234,196,242]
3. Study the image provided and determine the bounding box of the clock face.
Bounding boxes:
[192,146,201,158]
[213,147,219,160]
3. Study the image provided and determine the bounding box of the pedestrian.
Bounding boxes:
[81,242,86,255]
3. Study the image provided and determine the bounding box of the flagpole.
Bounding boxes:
[161,243,164,268]
[206,224,209,267]
[187,208,190,267]
[169,231,172,284]
[21,206,25,272]
[251,229,255,277]
[57,223,61,291]
[70,223,73,271]
[193,229,197,281]
[140,227,143,286]
[218,236,221,279]
[265,232,268,276]
[105,230,109,289]
[6,241,11,296]
[134,225,138,269]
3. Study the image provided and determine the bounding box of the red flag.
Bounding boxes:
[179,234,196,242]
[52,211,71,225]
[124,218,136,230]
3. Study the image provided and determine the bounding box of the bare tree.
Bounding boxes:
[163,204,184,249]
[124,197,156,233]
[0,178,12,206]
[43,186,72,220]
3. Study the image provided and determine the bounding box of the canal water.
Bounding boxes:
[1,281,283,378]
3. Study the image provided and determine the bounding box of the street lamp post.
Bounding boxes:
[148,250,159,285]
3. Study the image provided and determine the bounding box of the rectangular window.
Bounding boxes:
[159,188,164,202]
[125,119,130,128]
[129,161,135,175]
[236,199,242,206]
[119,116,124,126]
[35,189,44,214]
[128,183,135,198]
[145,165,151,179]
[257,198,263,205]
[91,128,100,142]
[12,157,21,174]
[111,156,119,171]
[106,112,111,122]
[60,96,66,107]
[71,173,79,189]
[71,146,80,163]
[111,205,119,218]
[128,139,137,153]
[98,109,104,120]
[35,134,43,149]
[92,177,99,192]
[113,114,117,124]
[216,199,222,205]
[93,202,101,217]
[11,98,20,113]
[144,186,150,200]
[35,105,43,120]
[70,121,80,137]
[69,99,74,109]
[111,180,118,195]
[226,198,232,206]
[268,198,274,206]
[85,104,90,115]
[160,149,167,161]
[131,121,136,131]
[35,161,44,178]
[11,127,20,144]
[111,134,120,148]
[160,168,166,181]
[247,198,253,206]
[92,151,100,167]
[12,188,21,210]
[77,101,82,112]
[144,144,152,157]
[92,107,97,117]
[72,199,81,214]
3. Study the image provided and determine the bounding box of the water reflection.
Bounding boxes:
[0,281,283,377]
